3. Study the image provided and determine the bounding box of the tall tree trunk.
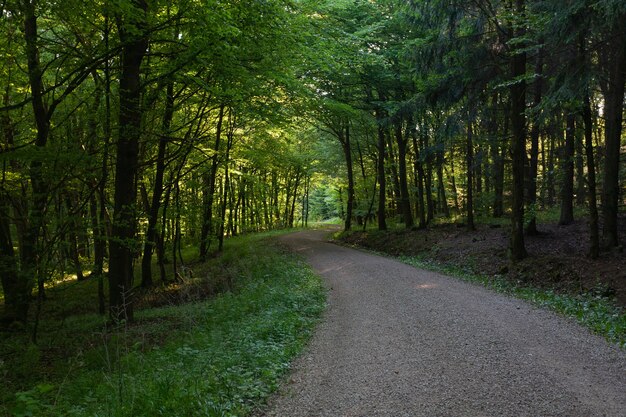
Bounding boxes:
[96,15,112,314]
[436,149,450,218]
[342,124,355,232]
[1,80,25,323]
[509,0,528,260]
[526,50,543,235]
[289,171,302,228]
[20,0,53,322]
[583,94,600,258]
[575,129,585,206]
[199,104,225,260]
[65,196,85,281]
[466,112,475,231]
[492,97,507,218]
[422,129,434,223]
[412,131,427,229]
[385,129,401,217]
[448,150,461,214]
[141,81,174,288]
[600,23,626,248]
[376,112,387,231]
[546,128,556,207]
[0,192,20,323]
[559,113,575,225]
[108,0,149,322]
[395,121,414,229]
[218,135,234,251]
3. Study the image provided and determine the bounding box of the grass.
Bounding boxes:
[398,254,626,349]
[1,231,326,417]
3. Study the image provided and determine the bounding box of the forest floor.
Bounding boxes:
[338,217,626,307]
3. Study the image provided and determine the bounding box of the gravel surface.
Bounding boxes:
[257,229,626,417]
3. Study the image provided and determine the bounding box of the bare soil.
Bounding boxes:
[339,219,626,307]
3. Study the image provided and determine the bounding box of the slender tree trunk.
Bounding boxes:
[289,171,301,228]
[509,0,528,260]
[423,133,434,223]
[65,196,85,281]
[492,98,507,218]
[199,104,225,260]
[600,23,626,248]
[108,0,149,322]
[583,94,600,258]
[475,144,483,198]
[448,151,461,214]
[395,121,414,229]
[342,124,355,231]
[412,131,427,229]
[547,128,556,207]
[385,129,401,217]
[0,192,20,323]
[559,113,575,225]
[376,113,387,230]
[19,0,54,322]
[219,145,232,251]
[466,113,475,231]
[0,8,22,324]
[219,110,236,250]
[526,51,543,235]
[436,149,450,218]
[96,15,112,314]
[141,82,174,287]
[575,128,585,206]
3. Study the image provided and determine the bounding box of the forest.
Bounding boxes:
[0,0,625,414]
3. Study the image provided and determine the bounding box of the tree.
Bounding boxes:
[509,0,529,260]
[108,0,149,322]
[599,5,626,248]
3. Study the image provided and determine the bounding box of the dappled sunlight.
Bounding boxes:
[320,262,356,274]
[414,283,438,290]
[292,244,314,252]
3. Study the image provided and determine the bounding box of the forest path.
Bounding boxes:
[259,229,626,417]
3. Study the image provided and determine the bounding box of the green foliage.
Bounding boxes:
[11,384,54,417]
[308,181,341,221]
[1,233,326,416]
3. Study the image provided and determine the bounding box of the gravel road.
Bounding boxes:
[259,229,626,417]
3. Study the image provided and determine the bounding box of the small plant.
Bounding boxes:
[11,384,54,417]
[2,232,325,416]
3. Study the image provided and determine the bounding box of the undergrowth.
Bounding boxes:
[2,232,326,417]
[398,255,626,349]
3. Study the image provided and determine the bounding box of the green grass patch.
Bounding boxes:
[2,232,326,417]
[398,255,626,349]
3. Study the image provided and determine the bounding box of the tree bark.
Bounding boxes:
[559,113,575,225]
[199,104,225,260]
[600,22,626,248]
[412,131,427,229]
[509,0,528,260]
[19,0,53,322]
[583,94,599,258]
[422,128,434,223]
[108,0,149,322]
[466,112,475,231]
[376,111,387,231]
[525,51,543,235]
[436,149,450,218]
[342,124,355,232]
[395,121,414,229]
[141,81,174,287]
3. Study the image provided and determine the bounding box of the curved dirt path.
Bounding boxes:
[259,229,626,417]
